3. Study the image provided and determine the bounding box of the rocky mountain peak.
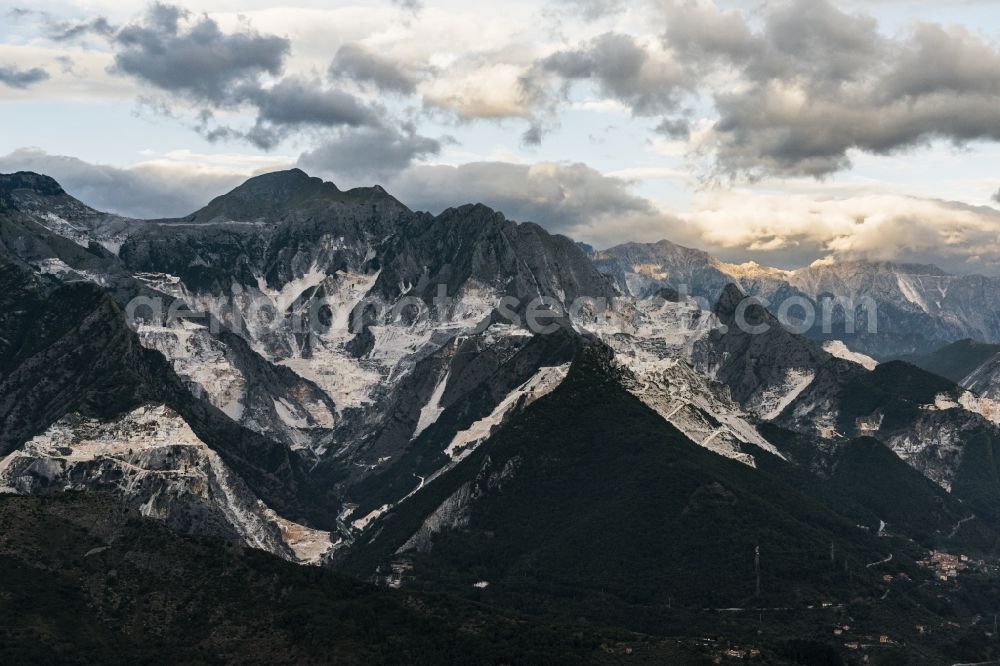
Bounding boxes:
[798,258,951,278]
[712,282,750,320]
[182,168,408,223]
[0,171,68,210]
[439,202,505,221]
[0,171,66,197]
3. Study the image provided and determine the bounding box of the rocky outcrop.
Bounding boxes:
[0,246,332,529]
[0,404,302,558]
[0,171,136,253]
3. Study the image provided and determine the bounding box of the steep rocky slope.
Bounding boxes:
[111,170,622,512]
[0,171,136,252]
[0,245,333,558]
[698,285,1000,521]
[341,346,999,659]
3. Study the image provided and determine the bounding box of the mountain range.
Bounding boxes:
[589,240,1000,358]
[4,168,1000,663]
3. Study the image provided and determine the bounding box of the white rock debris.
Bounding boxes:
[260,505,337,564]
[352,504,391,531]
[413,369,451,440]
[895,272,932,314]
[445,364,570,463]
[887,417,966,492]
[139,322,247,421]
[0,405,334,564]
[617,356,783,467]
[822,340,878,371]
[757,369,816,421]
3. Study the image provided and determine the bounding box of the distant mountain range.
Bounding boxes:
[4,168,1000,663]
[589,240,1000,358]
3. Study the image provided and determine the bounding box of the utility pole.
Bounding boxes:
[755,545,761,598]
[830,541,835,566]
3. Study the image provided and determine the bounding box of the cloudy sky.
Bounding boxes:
[2,0,1000,273]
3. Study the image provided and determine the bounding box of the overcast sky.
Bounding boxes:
[2,0,1000,273]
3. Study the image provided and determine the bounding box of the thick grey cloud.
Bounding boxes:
[661,1,758,67]
[884,23,1000,99]
[111,3,289,104]
[708,83,1000,178]
[533,32,687,116]
[297,125,440,181]
[993,189,1000,205]
[252,81,378,127]
[0,64,49,89]
[660,0,1000,178]
[522,0,1000,178]
[29,3,288,104]
[663,0,884,88]
[331,43,418,94]
[22,3,442,192]
[655,117,689,139]
[235,78,382,149]
[0,148,244,218]
[56,4,391,151]
[747,0,881,85]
